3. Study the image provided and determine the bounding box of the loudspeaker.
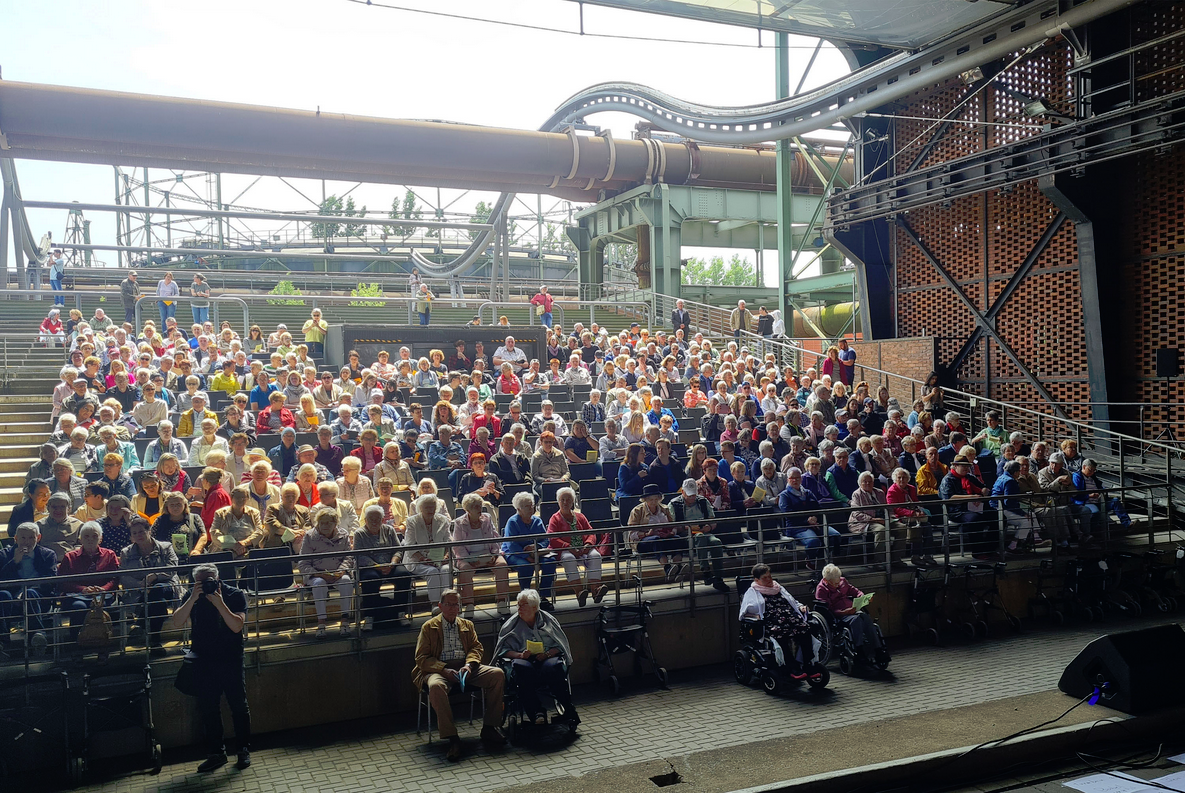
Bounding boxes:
[1156,348,1180,379]
[1058,624,1185,714]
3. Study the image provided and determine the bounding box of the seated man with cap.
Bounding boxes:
[178,392,218,438]
[285,444,334,484]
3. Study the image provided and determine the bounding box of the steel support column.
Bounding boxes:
[0,193,9,290]
[1039,170,1118,434]
[775,31,794,321]
[896,216,1069,419]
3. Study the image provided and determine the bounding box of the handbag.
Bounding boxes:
[174,651,204,696]
[76,596,113,649]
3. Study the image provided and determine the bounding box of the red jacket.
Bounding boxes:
[349,445,383,466]
[199,484,231,542]
[58,547,120,593]
[546,511,598,551]
[256,406,296,432]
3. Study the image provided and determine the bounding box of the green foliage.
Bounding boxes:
[349,282,385,307]
[385,189,424,238]
[311,196,343,239]
[267,280,306,305]
[680,254,757,286]
[469,201,493,241]
[342,196,368,238]
[313,195,368,239]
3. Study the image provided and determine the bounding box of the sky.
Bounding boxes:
[0,0,852,285]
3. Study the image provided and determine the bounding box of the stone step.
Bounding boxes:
[0,394,53,404]
[0,486,25,506]
[0,457,41,474]
[0,444,46,459]
[0,422,54,434]
[0,433,52,446]
[0,471,31,489]
[0,412,54,423]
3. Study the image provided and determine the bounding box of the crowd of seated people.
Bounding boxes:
[0,301,1132,659]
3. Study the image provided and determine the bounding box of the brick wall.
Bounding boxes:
[890,41,1092,420]
[848,337,938,407]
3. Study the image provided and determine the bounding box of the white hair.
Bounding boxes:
[822,563,842,582]
[516,588,541,607]
[512,491,535,511]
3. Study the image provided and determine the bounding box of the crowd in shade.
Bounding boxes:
[4,287,1129,665]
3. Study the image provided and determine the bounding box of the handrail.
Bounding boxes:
[477,299,652,330]
[740,330,1184,510]
[0,287,253,333]
[1,480,1168,600]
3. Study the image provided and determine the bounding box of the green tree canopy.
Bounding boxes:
[680,254,757,286]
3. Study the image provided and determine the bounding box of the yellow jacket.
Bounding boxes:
[178,408,218,438]
[915,462,948,496]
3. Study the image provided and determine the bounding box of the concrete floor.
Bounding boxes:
[21,612,1183,793]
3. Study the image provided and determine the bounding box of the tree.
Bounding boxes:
[311,196,343,239]
[469,201,493,241]
[342,196,367,238]
[680,254,757,286]
[386,189,423,238]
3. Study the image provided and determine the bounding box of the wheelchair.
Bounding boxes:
[499,657,578,744]
[812,603,891,676]
[732,580,830,694]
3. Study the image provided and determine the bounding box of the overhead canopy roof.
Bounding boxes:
[568,0,1015,49]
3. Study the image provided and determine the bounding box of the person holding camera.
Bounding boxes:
[169,564,252,773]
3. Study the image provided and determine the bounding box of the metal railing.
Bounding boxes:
[0,479,1171,678]
[746,332,1185,504]
[60,267,583,300]
[0,288,252,336]
[477,300,652,330]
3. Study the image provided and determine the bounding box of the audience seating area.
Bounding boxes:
[0,298,1170,668]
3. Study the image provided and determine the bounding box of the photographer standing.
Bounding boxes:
[169,564,252,773]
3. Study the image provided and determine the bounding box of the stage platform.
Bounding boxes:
[31,613,1183,793]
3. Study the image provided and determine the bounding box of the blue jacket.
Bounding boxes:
[727,479,755,514]
[989,473,1022,514]
[825,463,860,500]
[502,513,546,555]
[647,457,685,494]
[645,407,679,432]
[616,463,649,499]
[0,545,59,595]
[1070,471,1100,506]
[778,486,820,530]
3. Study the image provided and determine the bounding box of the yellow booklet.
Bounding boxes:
[751,485,767,503]
[217,534,238,549]
[172,533,191,556]
[585,449,598,462]
[525,640,545,655]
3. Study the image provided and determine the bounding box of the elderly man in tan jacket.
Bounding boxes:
[413,589,506,761]
[729,299,754,341]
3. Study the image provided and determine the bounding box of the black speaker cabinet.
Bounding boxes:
[1156,348,1180,379]
[1058,624,1185,714]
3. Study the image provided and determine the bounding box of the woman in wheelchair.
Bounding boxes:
[493,589,579,728]
[739,563,818,675]
[814,563,888,669]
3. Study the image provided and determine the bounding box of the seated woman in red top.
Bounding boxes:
[257,391,296,433]
[58,521,121,645]
[813,563,889,668]
[546,487,605,607]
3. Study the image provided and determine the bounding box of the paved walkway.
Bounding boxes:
[49,613,1180,793]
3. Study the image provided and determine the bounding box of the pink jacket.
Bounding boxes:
[886,482,925,520]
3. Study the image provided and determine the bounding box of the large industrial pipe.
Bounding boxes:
[0,81,847,203]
